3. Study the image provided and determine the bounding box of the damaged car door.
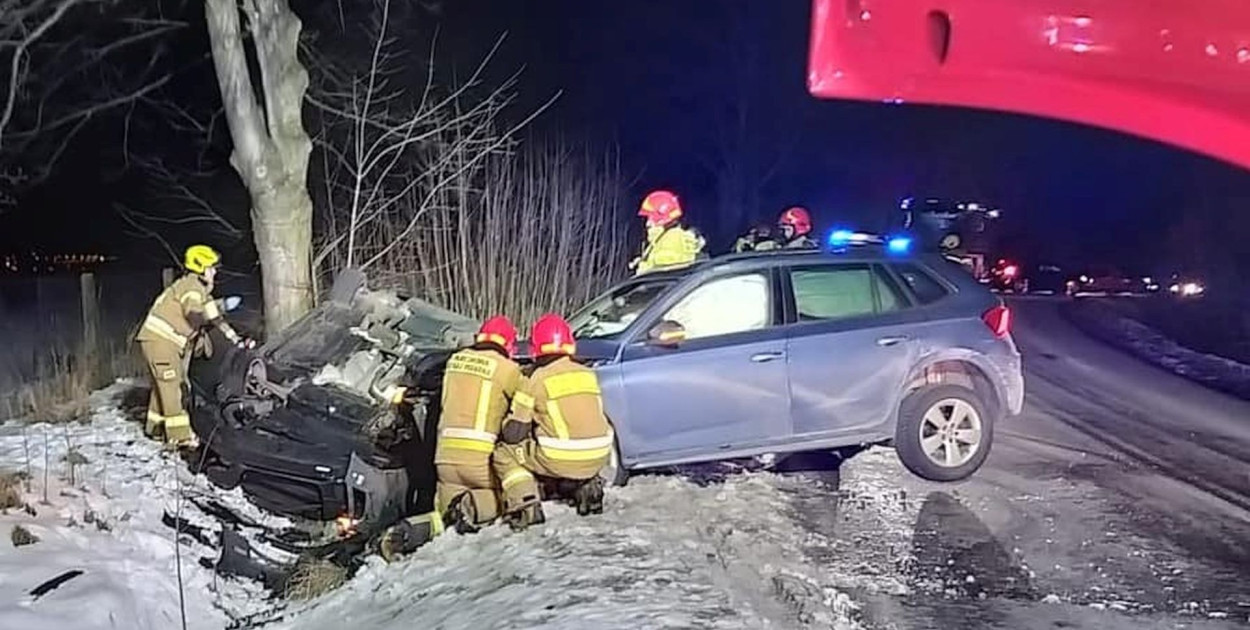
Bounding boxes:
[617,269,792,464]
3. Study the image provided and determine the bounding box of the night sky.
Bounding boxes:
[4,0,1250,282]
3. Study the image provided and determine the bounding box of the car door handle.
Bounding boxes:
[750,351,785,363]
[876,335,909,347]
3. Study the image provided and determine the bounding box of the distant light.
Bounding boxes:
[887,237,911,254]
[1142,277,1153,284]
[987,209,1001,218]
[1080,275,1090,284]
[829,229,853,246]
[1074,16,1092,27]
[1003,265,1018,277]
[967,202,980,210]
[900,197,913,210]
[1072,43,1091,54]
[860,10,871,20]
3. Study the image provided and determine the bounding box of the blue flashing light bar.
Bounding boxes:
[828,229,854,246]
[887,236,912,254]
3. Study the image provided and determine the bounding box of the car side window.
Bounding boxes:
[661,272,771,340]
[789,264,902,321]
[893,263,949,305]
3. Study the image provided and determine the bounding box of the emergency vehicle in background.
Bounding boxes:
[897,196,1003,282]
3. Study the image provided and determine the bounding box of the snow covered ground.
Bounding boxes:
[2,369,1247,629]
[0,381,274,629]
[1065,299,1250,400]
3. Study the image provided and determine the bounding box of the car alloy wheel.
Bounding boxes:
[918,397,983,468]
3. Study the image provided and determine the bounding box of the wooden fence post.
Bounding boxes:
[80,272,102,386]
[162,267,177,287]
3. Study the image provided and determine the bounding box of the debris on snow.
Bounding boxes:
[0,380,272,629]
[11,524,38,546]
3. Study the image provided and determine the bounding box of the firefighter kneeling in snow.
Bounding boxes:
[494,313,612,530]
[376,316,523,561]
[135,245,247,449]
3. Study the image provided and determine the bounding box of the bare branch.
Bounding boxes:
[114,202,180,266]
[0,0,83,149]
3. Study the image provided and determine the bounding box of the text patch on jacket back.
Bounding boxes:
[447,353,498,380]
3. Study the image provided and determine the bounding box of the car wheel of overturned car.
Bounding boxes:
[598,423,628,487]
[894,384,994,482]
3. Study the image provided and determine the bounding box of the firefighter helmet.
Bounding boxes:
[778,207,812,236]
[530,313,576,357]
[639,190,682,227]
[184,244,221,274]
[476,315,518,356]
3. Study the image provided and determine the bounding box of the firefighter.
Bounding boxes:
[135,245,246,449]
[376,316,524,561]
[733,222,779,253]
[777,206,818,249]
[435,315,524,532]
[629,189,706,275]
[494,313,612,530]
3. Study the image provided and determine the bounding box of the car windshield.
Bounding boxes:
[568,279,676,339]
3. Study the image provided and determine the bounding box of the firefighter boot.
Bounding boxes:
[445,492,481,535]
[572,477,604,516]
[505,495,545,532]
[377,512,441,562]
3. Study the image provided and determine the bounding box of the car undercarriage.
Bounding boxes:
[183,270,479,582]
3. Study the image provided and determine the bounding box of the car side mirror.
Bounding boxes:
[646,320,686,347]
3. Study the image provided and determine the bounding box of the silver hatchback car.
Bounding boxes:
[564,244,1024,484]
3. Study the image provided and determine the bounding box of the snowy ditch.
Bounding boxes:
[1,381,882,629]
[5,379,1244,629]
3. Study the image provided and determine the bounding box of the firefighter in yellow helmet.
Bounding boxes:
[375,315,524,562]
[134,245,247,448]
[494,314,612,530]
[629,190,706,275]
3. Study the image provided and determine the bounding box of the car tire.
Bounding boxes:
[894,384,994,482]
[598,424,628,487]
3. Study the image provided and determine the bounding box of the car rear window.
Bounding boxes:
[788,264,902,321]
[892,263,949,304]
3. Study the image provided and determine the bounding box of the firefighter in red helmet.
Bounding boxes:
[377,315,523,561]
[777,206,817,249]
[494,313,613,530]
[630,189,706,275]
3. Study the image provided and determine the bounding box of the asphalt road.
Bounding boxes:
[782,297,1250,628]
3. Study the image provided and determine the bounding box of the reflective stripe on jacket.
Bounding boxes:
[509,356,611,478]
[636,225,705,274]
[135,274,234,349]
[435,347,522,464]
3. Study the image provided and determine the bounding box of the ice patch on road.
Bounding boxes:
[0,381,271,629]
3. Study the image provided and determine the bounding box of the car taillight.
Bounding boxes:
[982,305,1011,338]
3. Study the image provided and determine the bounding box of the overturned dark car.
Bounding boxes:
[186,270,478,555]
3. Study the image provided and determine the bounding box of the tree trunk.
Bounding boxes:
[205,0,313,334]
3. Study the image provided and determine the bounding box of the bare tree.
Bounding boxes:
[307,0,626,321]
[204,0,314,332]
[0,0,190,210]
